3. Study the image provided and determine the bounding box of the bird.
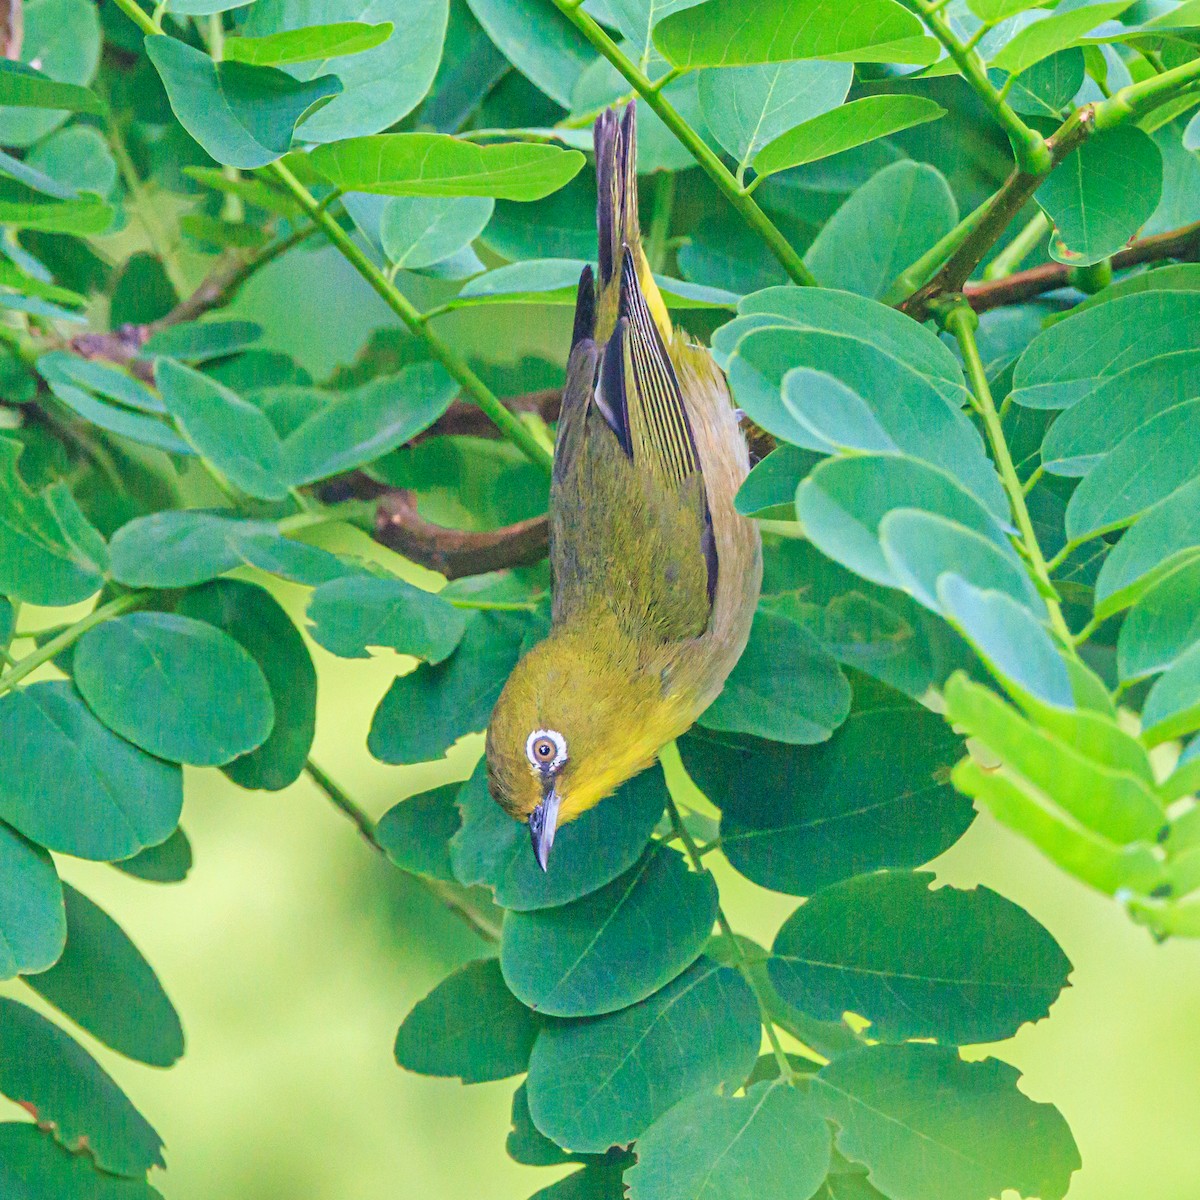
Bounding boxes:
[485,102,762,871]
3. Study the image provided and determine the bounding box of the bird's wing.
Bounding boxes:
[551,258,716,642]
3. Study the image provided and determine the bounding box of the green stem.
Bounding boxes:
[267,160,553,474]
[901,0,1050,172]
[1045,539,1084,574]
[1073,613,1104,646]
[304,760,502,942]
[1,599,20,665]
[665,792,796,1083]
[445,597,542,612]
[0,592,147,696]
[645,170,676,273]
[111,0,157,35]
[943,304,1073,645]
[983,211,1051,281]
[1095,54,1200,128]
[1022,464,1044,495]
[548,0,817,287]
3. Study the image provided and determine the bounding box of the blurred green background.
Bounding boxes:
[4,246,1199,1199]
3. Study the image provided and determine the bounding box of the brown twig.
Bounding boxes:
[1,0,22,59]
[374,490,549,580]
[964,219,1200,313]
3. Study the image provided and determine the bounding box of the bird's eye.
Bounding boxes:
[526,728,567,772]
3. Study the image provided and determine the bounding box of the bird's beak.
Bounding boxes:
[529,784,561,872]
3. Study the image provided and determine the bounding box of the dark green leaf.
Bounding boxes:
[0,436,104,605]
[1036,127,1162,267]
[812,1044,1080,1200]
[37,352,162,413]
[395,957,540,1083]
[0,998,164,1176]
[25,884,183,1067]
[147,36,341,169]
[805,161,956,299]
[529,1164,628,1200]
[698,608,851,744]
[626,1081,831,1200]
[306,574,467,664]
[466,0,593,105]
[375,784,461,882]
[142,319,262,362]
[654,0,938,66]
[525,957,761,1153]
[73,611,275,767]
[0,680,182,861]
[308,134,586,200]
[500,844,717,1017]
[157,359,288,501]
[680,673,971,896]
[770,870,1071,1044]
[0,1123,162,1199]
[507,1081,575,1166]
[0,822,64,979]
[753,95,945,177]
[111,827,192,884]
[451,758,667,910]
[177,580,316,792]
[224,21,394,66]
[369,610,528,764]
[241,0,447,142]
[735,446,820,518]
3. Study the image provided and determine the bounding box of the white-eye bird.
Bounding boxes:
[486,102,762,870]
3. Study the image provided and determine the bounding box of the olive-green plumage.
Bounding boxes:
[486,103,762,869]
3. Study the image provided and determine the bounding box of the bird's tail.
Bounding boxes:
[593,103,672,345]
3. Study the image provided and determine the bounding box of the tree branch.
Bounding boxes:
[964,218,1200,313]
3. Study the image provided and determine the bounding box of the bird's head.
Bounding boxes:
[486,633,673,871]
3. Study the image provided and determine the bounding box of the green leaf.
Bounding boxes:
[0,193,111,233]
[111,827,192,884]
[969,0,1044,18]
[814,1044,1079,1200]
[627,1081,831,1200]
[467,0,593,105]
[879,509,1044,617]
[279,363,458,484]
[1094,478,1200,618]
[1010,290,1200,410]
[525,957,761,1153]
[769,869,1071,1044]
[37,352,161,413]
[654,0,938,66]
[368,610,528,764]
[241,0,447,142]
[680,673,971,896]
[0,437,104,605]
[796,454,1010,590]
[508,1080,576,1166]
[73,611,275,767]
[375,784,461,882]
[308,133,585,200]
[530,1164,628,1200]
[0,998,164,1176]
[1065,398,1200,540]
[943,673,1165,844]
[157,359,288,501]
[451,758,667,910]
[698,607,851,744]
[993,48,1085,119]
[500,844,717,1017]
[306,574,467,664]
[736,445,820,518]
[1142,641,1200,747]
[418,0,508,132]
[40,375,192,456]
[0,1123,163,1199]
[0,822,64,979]
[0,681,182,861]
[395,957,540,1083]
[752,95,946,177]
[936,576,1074,710]
[142,319,263,362]
[379,196,494,269]
[989,2,1135,75]
[1035,127,1162,266]
[146,35,342,170]
[0,0,101,148]
[177,580,316,792]
[224,21,394,65]
[0,61,103,115]
[699,61,852,170]
[805,161,957,299]
[1118,558,1200,682]
[24,884,183,1068]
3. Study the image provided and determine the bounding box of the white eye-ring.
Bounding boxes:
[526,728,567,773]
